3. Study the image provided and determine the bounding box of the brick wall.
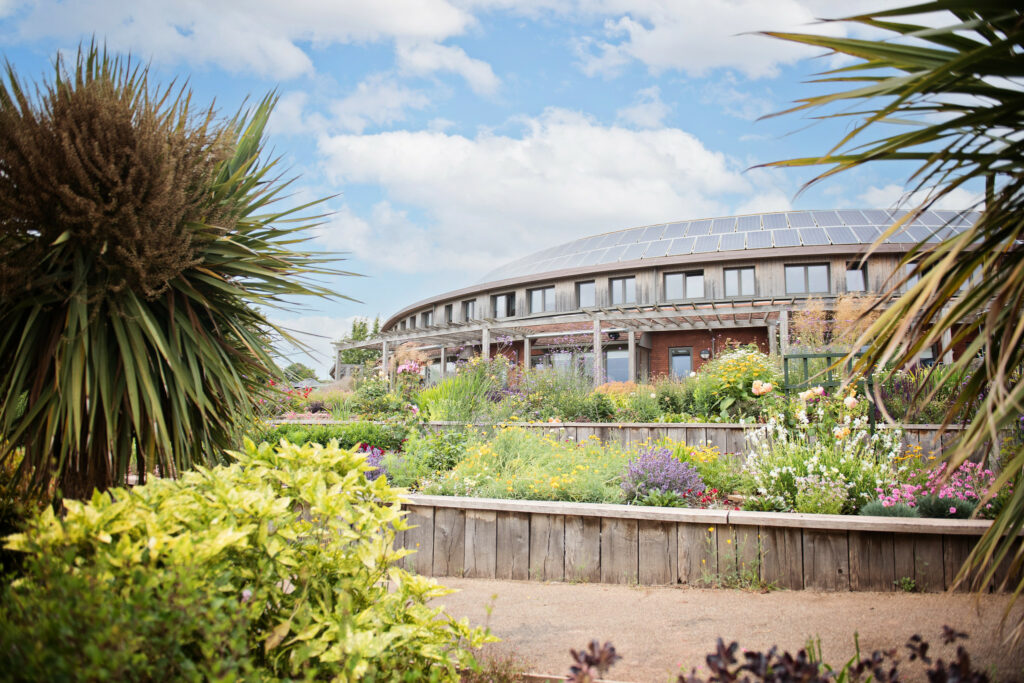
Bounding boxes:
[649,327,769,378]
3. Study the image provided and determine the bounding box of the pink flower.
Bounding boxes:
[843,395,858,410]
[949,506,957,514]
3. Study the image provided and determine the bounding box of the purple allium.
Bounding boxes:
[357,443,386,481]
[621,448,705,502]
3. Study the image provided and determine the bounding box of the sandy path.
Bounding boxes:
[433,578,1024,682]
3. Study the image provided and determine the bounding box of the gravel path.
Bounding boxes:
[433,578,1024,682]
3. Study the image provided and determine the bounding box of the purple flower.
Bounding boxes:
[357,443,386,481]
[621,448,705,502]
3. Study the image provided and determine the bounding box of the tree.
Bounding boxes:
[763,2,1024,636]
[283,363,317,382]
[0,45,350,498]
[338,317,382,366]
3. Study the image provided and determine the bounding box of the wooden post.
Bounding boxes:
[768,322,777,356]
[439,346,446,381]
[481,326,490,360]
[779,309,789,355]
[333,347,342,382]
[627,329,636,382]
[941,327,953,365]
[523,336,532,369]
[381,341,389,388]
[592,319,603,388]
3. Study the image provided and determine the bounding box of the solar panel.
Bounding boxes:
[812,211,842,227]
[838,210,867,225]
[577,236,604,251]
[772,229,801,247]
[915,211,943,227]
[620,243,648,261]
[643,240,671,258]
[615,228,645,245]
[667,237,695,256]
[598,245,627,263]
[694,235,721,252]
[596,233,621,249]
[885,227,917,244]
[861,210,890,224]
[719,233,745,251]
[712,218,736,234]
[848,225,878,242]
[746,231,772,249]
[639,225,666,242]
[581,249,609,266]
[662,222,689,239]
[799,227,829,245]
[736,215,761,231]
[786,212,815,228]
[825,226,858,244]
[762,213,788,229]
[686,219,712,236]
[906,226,934,243]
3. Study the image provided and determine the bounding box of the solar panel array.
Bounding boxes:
[479,209,979,284]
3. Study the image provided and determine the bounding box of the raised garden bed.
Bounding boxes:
[396,494,1017,593]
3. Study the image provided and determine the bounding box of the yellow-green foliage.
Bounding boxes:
[1,440,493,681]
[421,426,629,503]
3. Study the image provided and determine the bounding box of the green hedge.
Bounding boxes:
[257,421,409,451]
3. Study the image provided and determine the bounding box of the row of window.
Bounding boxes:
[397,262,870,328]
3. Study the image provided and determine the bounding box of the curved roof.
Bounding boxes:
[479,208,979,284]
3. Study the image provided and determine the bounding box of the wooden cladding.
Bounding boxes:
[395,496,1017,593]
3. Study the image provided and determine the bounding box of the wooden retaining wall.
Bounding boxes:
[422,421,964,457]
[395,495,1017,593]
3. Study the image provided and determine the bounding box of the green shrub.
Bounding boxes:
[382,429,470,489]
[1,440,493,680]
[417,359,504,422]
[581,392,615,422]
[259,421,408,451]
[654,378,694,416]
[916,495,978,519]
[859,501,921,517]
[352,378,408,418]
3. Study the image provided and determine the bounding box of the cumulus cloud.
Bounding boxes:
[858,183,984,211]
[316,108,785,275]
[6,0,474,78]
[329,75,433,133]
[270,314,371,377]
[701,80,776,121]
[615,86,669,129]
[396,41,500,95]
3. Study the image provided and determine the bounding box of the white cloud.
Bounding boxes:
[329,75,432,134]
[702,80,775,121]
[270,314,368,377]
[317,108,785,274]
[395,41,500,95]
[615,85,669,129]
[8,0,475,78]
[267,91,314,137]
[858,183,984,211]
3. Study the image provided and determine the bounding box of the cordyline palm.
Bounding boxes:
[762,2,1024,637]
[0,45,349,499]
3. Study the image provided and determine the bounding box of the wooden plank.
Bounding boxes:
[629,427,652,452]
[685,426,707,448]
[565,515,601,582]
[464,509,497,579]
[913,533,945,592]
[600,518,638,584]
[760,526,803,590]
[991,538,1023,594]
[803,530,850,591]
[849,531,895,592]
[404,505,435,575]
[529,513,565,581]
[638,520,678,585]
[678,523,717,587]
[432,507,466,577]
[725,428,746,458]
[718,524,760,585]
[496,511,530,580]
[893,533,916,590]
[576,426,599,445]
[660,426,685,445]
[726,509,992,535]
[943,535,978,592]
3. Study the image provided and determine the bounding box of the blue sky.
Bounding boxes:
[0,1,981,375]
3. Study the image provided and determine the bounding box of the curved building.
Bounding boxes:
[333,208,977,384]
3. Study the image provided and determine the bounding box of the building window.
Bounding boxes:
[610,276,636,305]
[724,267,755,297]
[785,264,830,294]
[669,347,693,378]
[576,281,595,308]
[664,271,704,300]
[492,292,516,318]
[605,347,629,383]
[462,299,476,321]
[530,286,555,313]
[444,304,453,324]
[845,262,867,293]
[399,320,406,330]
[408,316,416,329]
[421,311,433,327]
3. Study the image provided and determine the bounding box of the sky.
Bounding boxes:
[0,1,982,376]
